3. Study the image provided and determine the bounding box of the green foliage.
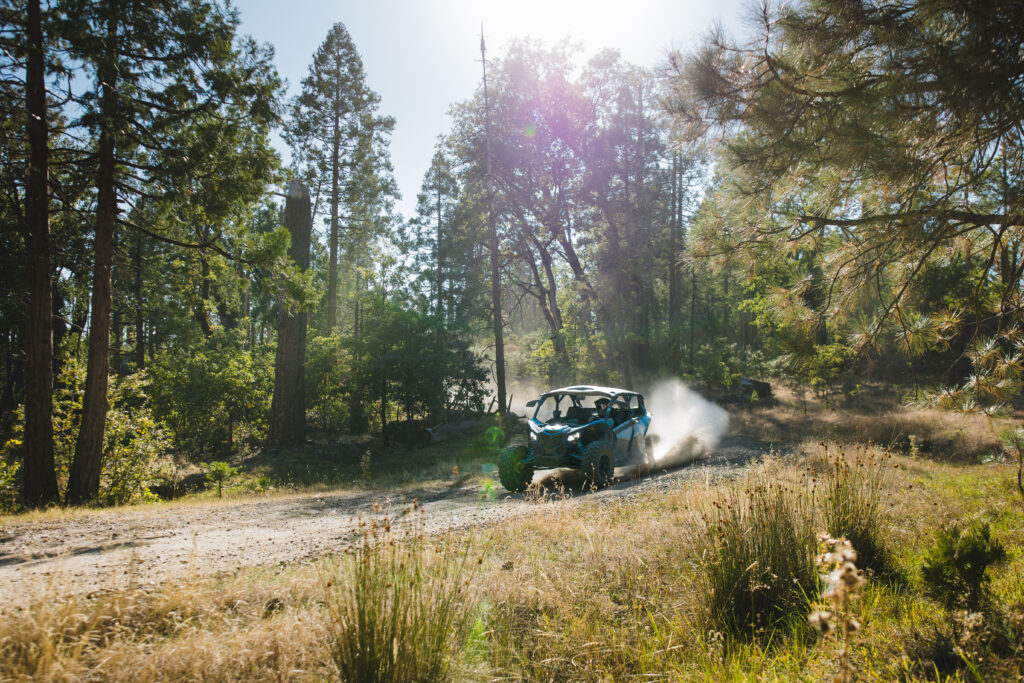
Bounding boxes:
[325,522,475,681]
[702,479,818,638]
[52,360,86,487]
[921,519,1007,610]
[670,0,1024,400]
[98,371,166,506]
[150,331,272,459]
[202,461,239,499]
[347,298,486,432]
[2,360,164,506]
[790,344,855,409]
[306,333,353,433]
[688,340,768,392]
[998,427,1024,500]
[0,452,19,513]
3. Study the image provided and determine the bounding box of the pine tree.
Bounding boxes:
[286,23,394,332]
[667,0,1024,348]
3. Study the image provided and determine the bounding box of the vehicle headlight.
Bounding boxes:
[567,432,580,443]
[530,432,537,441]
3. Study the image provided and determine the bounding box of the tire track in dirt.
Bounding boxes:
[0,436,768,603]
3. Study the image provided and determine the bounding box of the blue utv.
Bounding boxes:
[498,385,653,492]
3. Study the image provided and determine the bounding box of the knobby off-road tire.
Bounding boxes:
[580,439,614,489]
[498,445,534,492]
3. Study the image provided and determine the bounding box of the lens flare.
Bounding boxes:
[523,123,537,138]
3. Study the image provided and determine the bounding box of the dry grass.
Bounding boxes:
[0,563,336,681]
[2,412,1023,681]
[736,384,1016,461]
[471,441,1024,681]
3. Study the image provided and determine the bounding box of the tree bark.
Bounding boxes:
[68,10,118,504]
[436,158,444,324]
[327,113,340,330]
[689,266,696,371]
[668,153,682,374]
[111,303,122,370]
[268,181,312,448]
[195,255,213,337]
[23,0,59,506]
[481,30,506,415]
[133,233,145,369]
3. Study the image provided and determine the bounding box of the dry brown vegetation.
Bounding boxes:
[2,401,1023,681]
[735,384,1015,461]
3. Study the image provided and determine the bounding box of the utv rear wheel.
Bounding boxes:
[498,445,534,492]
[580,439,614,489]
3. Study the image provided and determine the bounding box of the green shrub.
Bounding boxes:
[1,361,164,506]
[0,451,20,513]
[150,331,272,459]
[702,479,818,638]
[819,448,897,578]
[202,461,239,498]
[998,427,1024,501]
[99,370,166,506]
[921,519,1007,610]
[325,518,475,681]
[306,333,353,433]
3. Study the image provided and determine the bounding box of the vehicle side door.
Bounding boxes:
[610,395,634,461]
[636,395,650,437]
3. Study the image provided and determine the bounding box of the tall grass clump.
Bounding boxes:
[701,476,818,639]
[818,446,897,578]
[325,511,476,682]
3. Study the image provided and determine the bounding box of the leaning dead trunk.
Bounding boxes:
[268,181,312,448]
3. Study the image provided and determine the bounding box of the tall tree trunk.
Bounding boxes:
[379,366,387,443]
[2,332,15,417]
[668,153,682,374]
[353,267,361,341]
[689,266,696,371]
[133,233,144,369]
[481,29,506,415]
[23,0,59,506]
[243,270,252,349]
[111,305,122,371]
[195,255,213,337]
[68,11,118,503]
[268,181,312,448]
[327,114,340,330]
[436,159,444,324]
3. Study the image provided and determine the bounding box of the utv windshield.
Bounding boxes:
[533,392,616,425]
[532,394,575,424]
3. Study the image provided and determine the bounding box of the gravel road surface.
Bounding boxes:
[0,436,768,603]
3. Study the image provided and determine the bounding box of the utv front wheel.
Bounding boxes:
[498,445,534,492]
[580,439,614,489]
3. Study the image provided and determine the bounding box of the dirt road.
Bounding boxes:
[0,436,766,603]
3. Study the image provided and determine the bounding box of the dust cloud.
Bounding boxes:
[644,379,729,467]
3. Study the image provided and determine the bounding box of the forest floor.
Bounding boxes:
[0,435,769,605]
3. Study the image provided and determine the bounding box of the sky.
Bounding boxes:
[236,0,748,220]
